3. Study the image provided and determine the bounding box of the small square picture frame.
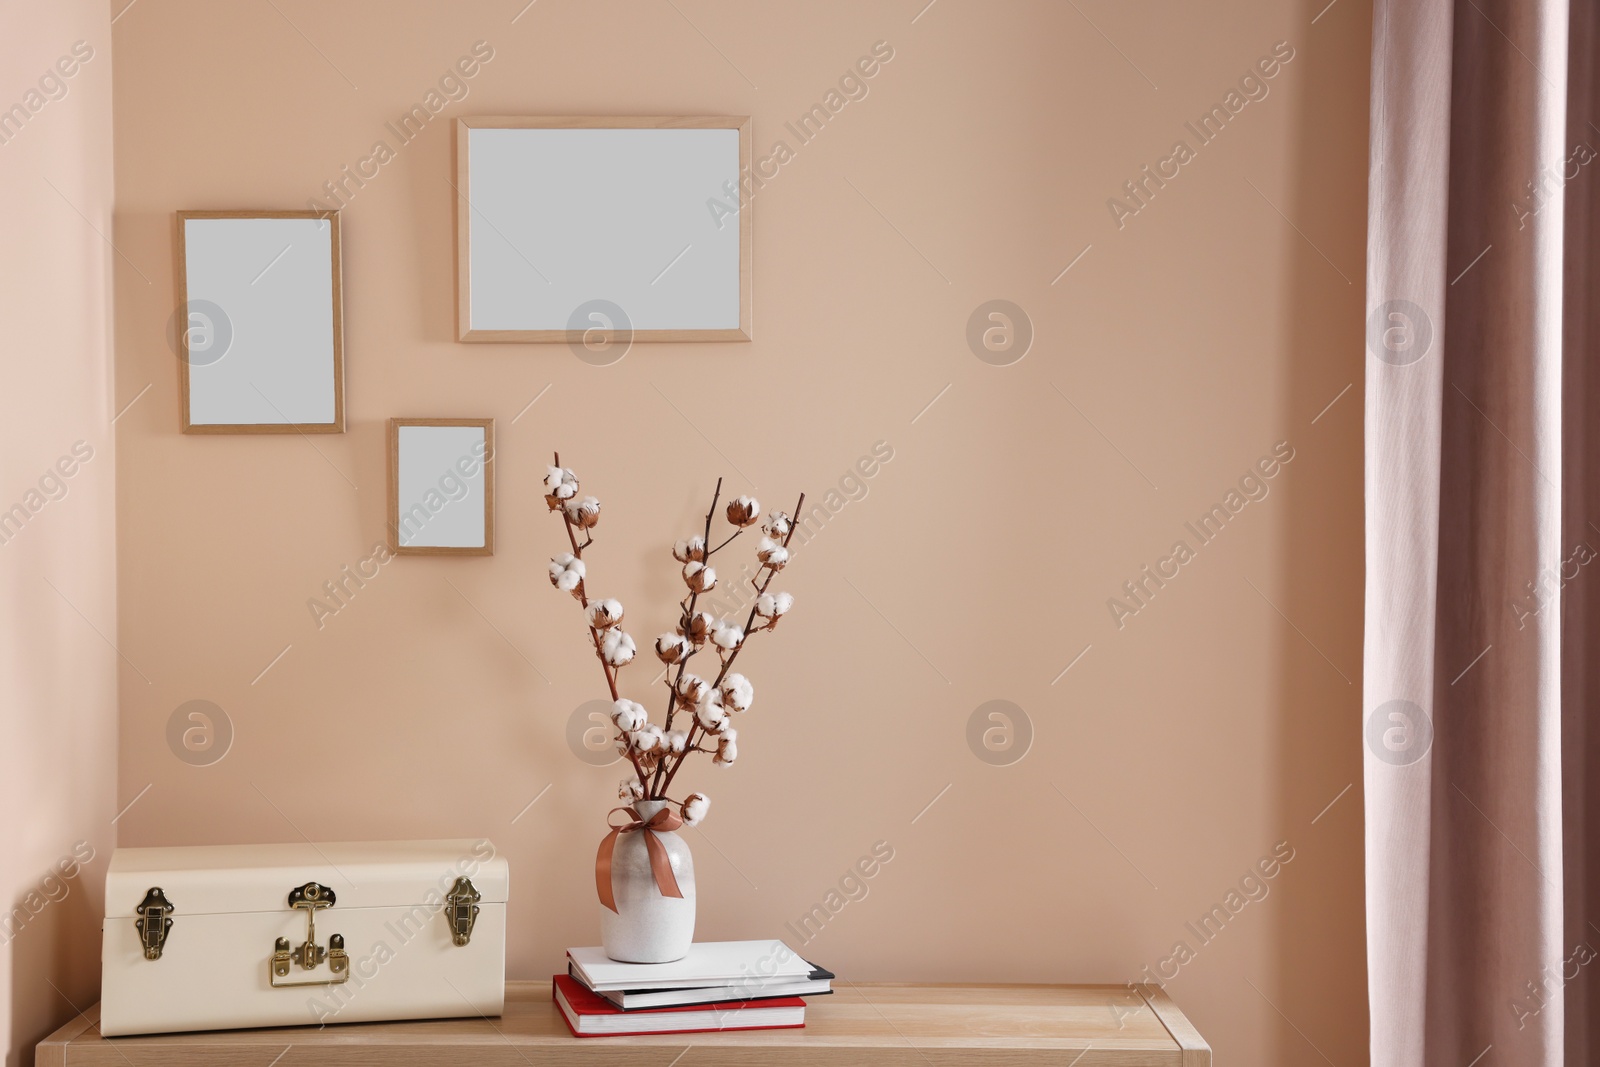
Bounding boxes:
[386,418,496,556]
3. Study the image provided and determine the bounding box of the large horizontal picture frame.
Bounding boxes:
[453,115,752,344]
[175,209,345,434]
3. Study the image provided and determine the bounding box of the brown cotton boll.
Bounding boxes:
[655,633,690,664]
[672,536,706,563]
[711,623,743,652]
[756,591,792,629]
[721,673,753,712]
[695,694,729,731]
[565,496,601,529]
[544,466,579,511]
[683,561,717,593]
[681,793,710,825]
[757,538,790,570]
[601,629,636,667]
[549,553,585,592]
[726,496,760,528]
[675,674,711,708]
[677,611,715,646]
[586,598,624,630]
[630,724,665,754]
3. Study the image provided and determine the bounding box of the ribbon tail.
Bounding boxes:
[643,831,684,899]
[595,828,622,912]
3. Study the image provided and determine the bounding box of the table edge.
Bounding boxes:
[1136,984,1212,1067]
[39,982,1203,1059]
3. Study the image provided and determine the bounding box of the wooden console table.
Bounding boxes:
[39,981,1209,1065]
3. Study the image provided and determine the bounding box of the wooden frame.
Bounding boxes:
[453,115,753,343]
[175,210,345,434]
[386,418,496,556]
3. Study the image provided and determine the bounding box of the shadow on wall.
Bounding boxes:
[1269,1,1370,1064]
[6,844,103,1067]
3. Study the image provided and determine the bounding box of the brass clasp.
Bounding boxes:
[269,882,348,987]
[445,877,481,946]
[135,887,173,960]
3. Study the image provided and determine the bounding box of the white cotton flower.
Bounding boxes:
[681,792,711,825]
[611,699,647,732]
[543,466,578,496]
[721,673,754,713]
[762,511,792,539]
[672,536,706,563]
[757,537,789,570]
[587,598,624,629]
[655,633,690,664]
[544,466,579,508]
[667,730,689,754]
[619,778,646,802]
[712,622,744,652]
[726,496,761,527]
[549,553,586,593]
[713,736,738,766]
[629,724,664,753]
[565,495,601,529]
[683,561,717,593]
[602,628,636,667]
[695,693,729,732]
[756,591,793,623]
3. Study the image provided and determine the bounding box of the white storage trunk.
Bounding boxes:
[101,839,507,1036]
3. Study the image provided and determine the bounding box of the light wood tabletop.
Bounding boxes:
[38,981,1210,1066]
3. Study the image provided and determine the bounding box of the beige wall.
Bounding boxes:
[0,2,117,1064]
[111,1,1370,1061]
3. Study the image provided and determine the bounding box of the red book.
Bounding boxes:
[551,974,806,1037]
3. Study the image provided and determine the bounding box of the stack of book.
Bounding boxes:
[552,939,833,1037]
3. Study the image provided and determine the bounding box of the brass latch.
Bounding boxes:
[135,887,173,960]
[445,877,480,946]
[269,882,348,987]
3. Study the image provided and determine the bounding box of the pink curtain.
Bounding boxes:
[1365,0,1600,1063]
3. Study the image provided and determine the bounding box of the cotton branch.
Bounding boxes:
[551,452,649,792]
[657,492,803,799]
[654,479,737,794]
[546,455,802,809]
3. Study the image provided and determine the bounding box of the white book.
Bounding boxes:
[599,966,833,1010]
[567,940,814,992]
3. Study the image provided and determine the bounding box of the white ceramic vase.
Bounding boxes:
[600,800,696,963]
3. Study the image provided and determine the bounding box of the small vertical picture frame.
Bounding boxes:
[387,418,495,556]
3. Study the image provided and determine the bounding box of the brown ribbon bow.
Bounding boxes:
[595,805,685,913]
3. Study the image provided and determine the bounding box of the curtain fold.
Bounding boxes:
[1365,0,1584,1064]
[1562,1,1600,1059]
